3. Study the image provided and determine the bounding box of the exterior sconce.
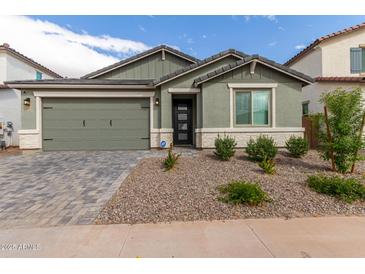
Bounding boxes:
[24,98,31,106]
[155,98,160,106]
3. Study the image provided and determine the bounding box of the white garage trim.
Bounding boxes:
[24,91,155,150]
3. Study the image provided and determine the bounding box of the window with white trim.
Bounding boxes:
[235,90,270,126]
[350,47,365,74]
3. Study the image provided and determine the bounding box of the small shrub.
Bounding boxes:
[218,181,270,205]
[285,136,309,158]
[214,134,237,161]
[308,174,365,203]
[163,144,180,171]
[245,135,278,162]
[258,157,276,175]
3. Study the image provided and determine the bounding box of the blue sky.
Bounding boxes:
[1,16,364,77]
[31,15,365,61]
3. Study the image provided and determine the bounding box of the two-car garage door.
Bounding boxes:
[42,98,150,151]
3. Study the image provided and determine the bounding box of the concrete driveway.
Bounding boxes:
[0,150,163,229]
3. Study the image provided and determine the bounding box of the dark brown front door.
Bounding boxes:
[173,99,193,145]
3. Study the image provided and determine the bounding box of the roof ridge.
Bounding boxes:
[193,55,313,87]
[81,44,200,79]
[153,48,249,86]
[284,22,365,66]
[0,43,62,78]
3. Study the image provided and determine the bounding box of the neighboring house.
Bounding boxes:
[6,45,312,151]
[0,43,62,147]
[285,22,365,115]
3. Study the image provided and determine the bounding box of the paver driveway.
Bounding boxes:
[0,150,165,229]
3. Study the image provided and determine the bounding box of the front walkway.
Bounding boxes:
[1,216,365,258]
[0,150,170,229]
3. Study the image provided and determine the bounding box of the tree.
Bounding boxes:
[319,88,365,173]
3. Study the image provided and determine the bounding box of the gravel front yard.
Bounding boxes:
[96,150,365,225]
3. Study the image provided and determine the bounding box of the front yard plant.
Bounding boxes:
[285,135,309,158]
[308,174,365,203]
[258,156,276,175]
[320,88,365,173]
[245,135,278,162]
[214,134,237,161]
[163,144,180,171]
[218,181,270,205]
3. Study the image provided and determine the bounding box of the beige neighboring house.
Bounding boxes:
[0,43,61,147]
[285,22,365,115]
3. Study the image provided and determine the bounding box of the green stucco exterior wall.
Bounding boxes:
[21,90,36,129]
[201,63,303,128]
[97,51,192,80]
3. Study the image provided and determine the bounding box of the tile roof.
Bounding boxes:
[81,45,200,79]
[153,49,248,86]
[315,76,365,83]
[284,22,365,66]
[0,43,62,78]
[193,55,314,87]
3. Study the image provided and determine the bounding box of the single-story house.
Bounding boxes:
[6,45,313,151]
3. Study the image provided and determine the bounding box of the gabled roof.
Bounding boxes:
[285,22,365,66]
[0,43,62,78]
[81,45,200,79]
[153,49,248,86]
[193,55,314,87]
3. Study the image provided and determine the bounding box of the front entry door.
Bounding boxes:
[173,99,193,145]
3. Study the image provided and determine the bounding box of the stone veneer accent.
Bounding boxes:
[18,130,40,149]
[195,128,304,148]
[150,128,174,148]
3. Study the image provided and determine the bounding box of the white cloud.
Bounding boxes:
[0,16,151,77]
[295,44,306,50]
[244,16,251,22]
[202,34,207,39]
[138,25,146,32]
[278,26,285,31]
[243,15,278,23]
[268,41,277,47]
[262,15,278,23]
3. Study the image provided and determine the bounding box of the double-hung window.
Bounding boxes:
[235,90,270,126]
[350,47,365,74]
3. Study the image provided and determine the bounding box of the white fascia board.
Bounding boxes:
[33,91,155,98]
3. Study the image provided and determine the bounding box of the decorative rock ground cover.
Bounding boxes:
[96,150,365,225]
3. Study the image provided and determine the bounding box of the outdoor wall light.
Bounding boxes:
[155,98,160,106]
[24,98,31,106]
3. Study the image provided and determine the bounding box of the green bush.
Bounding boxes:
[245,135,278,162]
[308,175,365,203]
[218,181,270,205]
[258,157,276,175]
[163,144,180,171]
[319,88,365,173]
[285,136,309,158]
[214,134,237,161]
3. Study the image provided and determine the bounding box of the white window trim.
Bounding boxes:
[33,91,155,149]
[228,83,276,129]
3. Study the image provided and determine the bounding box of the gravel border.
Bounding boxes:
[96,150,365,224]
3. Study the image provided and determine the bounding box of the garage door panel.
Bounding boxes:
[42,98,150,150]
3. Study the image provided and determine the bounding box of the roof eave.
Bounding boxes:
[5,83,155,90]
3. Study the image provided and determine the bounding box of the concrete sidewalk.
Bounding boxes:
[1,216,365,258]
